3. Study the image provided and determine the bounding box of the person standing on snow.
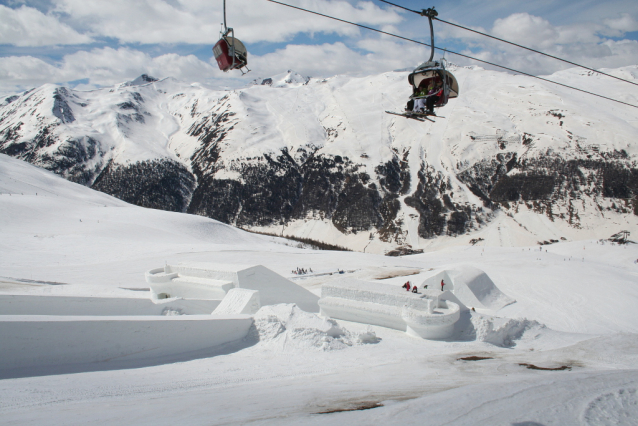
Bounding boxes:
[440,279,445,291]
[412,286,418,294]
[402,281,411,291]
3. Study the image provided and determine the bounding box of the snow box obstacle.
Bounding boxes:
[0,314,253,378]
[146,263,319,312]
[420,266,515,312]
[319,279,460,340]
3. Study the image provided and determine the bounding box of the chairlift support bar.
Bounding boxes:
[421,7,437,62]
[223,0,227,32]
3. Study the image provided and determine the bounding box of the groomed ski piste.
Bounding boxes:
[2,152,638,425]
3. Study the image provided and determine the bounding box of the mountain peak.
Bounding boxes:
[251,70,311,88]
[123,74,159,87]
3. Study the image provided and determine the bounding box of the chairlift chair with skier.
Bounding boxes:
[386,7,458,120]
[407,59,459,114]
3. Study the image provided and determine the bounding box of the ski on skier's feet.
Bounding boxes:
[385,111,434,122]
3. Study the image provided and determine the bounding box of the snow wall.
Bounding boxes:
[319,279,460,339]
[420,266,515,311]
[147,263,319,312]
[0,295,220,316]
[146,266,234,300]
[0,314,252,379]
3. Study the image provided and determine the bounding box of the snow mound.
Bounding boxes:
[471,314,544,347]
[250,304,378,351]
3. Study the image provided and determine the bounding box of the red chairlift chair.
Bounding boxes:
[213,0,249,74]
[213,28,249,74]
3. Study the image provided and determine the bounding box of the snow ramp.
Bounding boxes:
[420,266,515,312]
[212,289,260,315]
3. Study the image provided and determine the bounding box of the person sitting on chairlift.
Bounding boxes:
[410,80,429,113]
[411,78,443,115]
[424,79,443,115]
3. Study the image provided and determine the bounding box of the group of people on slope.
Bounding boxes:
[402,281,419,293]
[409,77,443,115]
[401,279,446,293]
[292,267,313,275]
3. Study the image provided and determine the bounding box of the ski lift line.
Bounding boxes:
[378,0,638,88]
[266,0,638,109]
[266,0,431,48]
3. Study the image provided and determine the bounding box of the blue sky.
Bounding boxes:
[1,0,637,95]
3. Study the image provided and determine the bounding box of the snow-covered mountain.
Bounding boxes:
[1,66,637,252]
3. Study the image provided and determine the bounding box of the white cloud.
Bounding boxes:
[1,2,637,95]
[0,5,92,46]
[601,39,638,69]
[62,47,223,86]
[52,0,402,44]
[249,38,428,78]
[602,13,638,36]
[492,13,559,50]
[0,47,225,95]
[0,55,64,88]
[433,10,638,76]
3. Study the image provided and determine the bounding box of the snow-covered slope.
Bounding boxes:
[2,144,638,426]
[0,153,270,295]
[1,66,637,252]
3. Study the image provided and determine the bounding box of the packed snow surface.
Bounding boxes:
[1,153,638,424]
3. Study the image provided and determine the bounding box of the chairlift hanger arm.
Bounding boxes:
[378,0,638,87]
[425,7,435,62]
[223,0,227,33]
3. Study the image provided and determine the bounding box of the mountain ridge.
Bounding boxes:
[1,66,637,252]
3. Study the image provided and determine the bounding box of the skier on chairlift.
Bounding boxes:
[386,7,458,121]
[412,78,443,115]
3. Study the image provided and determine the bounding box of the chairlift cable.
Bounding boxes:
[378,0,638,88]
[266,0,638,109]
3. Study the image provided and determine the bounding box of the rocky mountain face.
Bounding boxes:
[1,67,637,252]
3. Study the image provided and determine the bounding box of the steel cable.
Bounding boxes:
[266,0,637,109]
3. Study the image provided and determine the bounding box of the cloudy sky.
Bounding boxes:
[1,0,637,95]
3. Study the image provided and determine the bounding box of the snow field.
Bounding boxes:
[2,153,638,424]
